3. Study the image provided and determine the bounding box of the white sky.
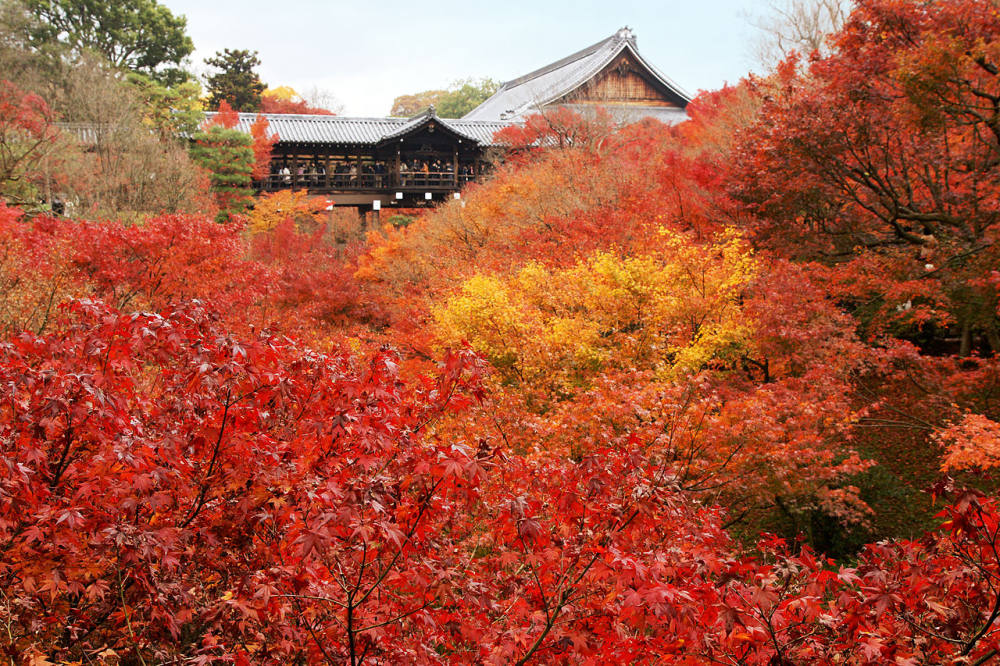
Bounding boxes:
[163,0,769,116]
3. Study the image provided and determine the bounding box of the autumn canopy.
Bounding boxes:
[3,0,1000,663]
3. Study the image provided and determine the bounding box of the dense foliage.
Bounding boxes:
[0,79,57,204]
[0,3,210,220]
[3,0,1000,662]
[205,48,266,113]
[21,0,194,85]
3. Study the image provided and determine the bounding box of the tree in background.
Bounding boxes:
[0,0,70,100]
[390,88,446,117]
[125,71,202,139]
[23,0,194,85]
[299,84,343,114]
[437,77,499,117]
[261,85,337,115]
[2,0,201,139]
[0,79,58,205]
[188,100,281,222]
[50,56,209,219]
[0,2,209,218]
[734,0,1000,355]
[749,0,850,68]
[202,100,275,182]
[205,48,265,112]
[390,77,498,117]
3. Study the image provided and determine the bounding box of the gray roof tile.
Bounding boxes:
[202,111,511,147]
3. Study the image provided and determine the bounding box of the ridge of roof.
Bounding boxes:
[502,29,625,90]
[378,107,435,140]
[208,111,510,126]
[220,112,405,124]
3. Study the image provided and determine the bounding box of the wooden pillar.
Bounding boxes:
[324,150,332,190]
[452,147,458,188]
[394,148,401,188]
[290,150,298,189]
[356,152,363,189]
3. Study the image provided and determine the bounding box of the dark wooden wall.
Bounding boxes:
[567,53,681,108]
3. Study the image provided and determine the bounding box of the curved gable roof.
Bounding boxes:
[463,27,691,122]
[377,107,480,145]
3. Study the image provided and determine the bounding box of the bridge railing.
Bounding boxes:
[258,169,477,192]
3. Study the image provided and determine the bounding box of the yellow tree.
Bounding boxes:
[432,229,757,394]
[246,189,327,235]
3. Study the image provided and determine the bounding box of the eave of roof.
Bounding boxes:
[201,111,511,146]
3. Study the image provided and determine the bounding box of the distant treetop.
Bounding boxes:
[204,48,266,113]
[391,77,498,118]
[261,86,337,115]
[23,0,194,85]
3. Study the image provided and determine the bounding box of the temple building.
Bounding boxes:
[464,27,690,124]
[208,27,689,210]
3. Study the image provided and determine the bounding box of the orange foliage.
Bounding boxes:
[249,114,277,180]
[939,413,1000,472]
[205,99,239,129]
[260,96,335,115]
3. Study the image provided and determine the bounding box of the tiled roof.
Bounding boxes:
[463,27,691,123]
[202,111,511,147]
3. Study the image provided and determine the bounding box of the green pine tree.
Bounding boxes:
[204,49,265,112]
[189,125,254,222]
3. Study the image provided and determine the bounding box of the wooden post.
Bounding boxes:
[394,148,401,188]
[452,147,458,188]
[324,150,332,190]
[290,150,298,189]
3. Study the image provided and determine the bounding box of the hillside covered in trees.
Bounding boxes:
[3,0,1000,663]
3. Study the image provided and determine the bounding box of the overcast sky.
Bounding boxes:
[162,0,769,116]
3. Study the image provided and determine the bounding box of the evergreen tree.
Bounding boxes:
[189,125,254,221]
[204,48,265,112]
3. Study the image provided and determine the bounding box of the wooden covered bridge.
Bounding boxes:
[208,27,691,213]
[214,108,509,210]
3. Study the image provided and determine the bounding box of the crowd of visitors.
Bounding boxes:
[263,158,477,189]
